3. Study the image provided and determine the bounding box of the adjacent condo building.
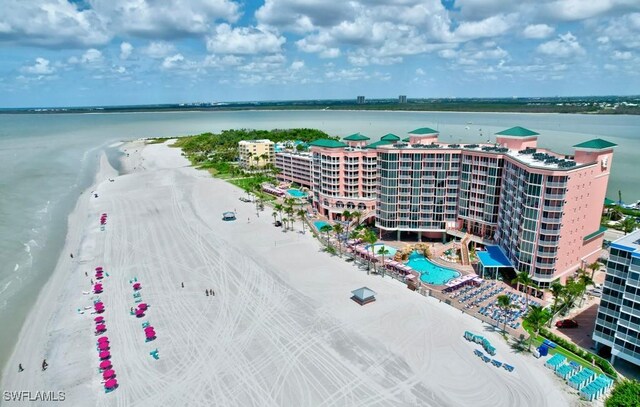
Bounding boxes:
[238,139,275,169]
[271,126,614,287]
[593,230,640,369]
[274,151,313,189]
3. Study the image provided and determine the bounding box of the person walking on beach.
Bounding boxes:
[85,271,88,277]
[70,253,73,259]
[181,282,184,288]
[42,359,48,371]
[18,364,23,372]
[247,217,250,223]
[205,290,209,297]
[211,289,215,296]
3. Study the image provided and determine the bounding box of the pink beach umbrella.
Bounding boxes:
[96,324,106,331]
[144,326,154,332]
[145,330,156,337]
[99,351,110,360]
[98,342,110,350]
[104,378,117,389]
[138,303,148,310]
[94,304,104,310]
[96,275,103,280]
[99,360,111,370]
[95,300,104,306]
[95,267,103,271]
[94,316,104,323]
[133,283,141,290]
[135,309,145,318]
[102,369,115,380]
[97,336,109,343]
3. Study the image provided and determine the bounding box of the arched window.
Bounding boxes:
[347,202,355,209]
[357,203,366,210]
[336,201,345,208]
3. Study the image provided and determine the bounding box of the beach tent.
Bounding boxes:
[351,287,377,305]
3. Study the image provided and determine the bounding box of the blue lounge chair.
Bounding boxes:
[503,364,514,372]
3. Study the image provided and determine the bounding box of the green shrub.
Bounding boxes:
[605,380,640,407]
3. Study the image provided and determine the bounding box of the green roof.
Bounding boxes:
[402,137,410,142]
[308,139,347,148]
[495,126,539,137]
[381,133,400,141]
[343,133,370,141]
[604,197,616,206]
[409,127,438,135]
[573,139,617,150]
[584,226,607,242]
[364,140,394,149]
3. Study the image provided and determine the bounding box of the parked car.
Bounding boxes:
[556,319,579,328]
[274,221,282,227]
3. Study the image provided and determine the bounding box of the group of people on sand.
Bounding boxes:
[205,289,215,296]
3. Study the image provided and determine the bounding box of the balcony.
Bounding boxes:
[543,205,563,212]
[537,239,558,247]
[540,228,561,236]
[542,217,562,224]
[544,194,566,200]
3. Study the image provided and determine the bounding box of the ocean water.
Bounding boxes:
[0,110,639,374]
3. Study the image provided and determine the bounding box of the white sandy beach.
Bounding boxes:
[1,140,586,406]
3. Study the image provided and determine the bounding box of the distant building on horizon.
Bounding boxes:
[356,96,366,104]
[399,95,407,104]
[593,230,640,369]
[238,139,275,169]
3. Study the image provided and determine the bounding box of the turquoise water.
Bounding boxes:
[314,220,330,230]
[406,251,460,285]
[366,243,397,256]
[287,189,307,198]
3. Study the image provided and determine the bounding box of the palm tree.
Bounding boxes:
[524,305,551,350]
[547,282,565,327]
[512,271,534,308]
[363,229,378,275]
[271,211,278,224]
[576,270,594,307]
[259,153,269,172]
[621,217,637,235]
[342,210,352,240]
[296,209,306,234]
[253,155,260,169]
[333,224,344,256]
[587,261,601,280]
[496,294,513,333]
[377,246,390,278]
[274,203,284,223]
[319,224,333,244]
[246,151,254,169]
[285,206,295,230]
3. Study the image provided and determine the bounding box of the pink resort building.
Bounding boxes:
[286,127,614,288]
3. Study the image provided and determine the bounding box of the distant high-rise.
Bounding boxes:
[399,95,407,104]
[357,96,366,104]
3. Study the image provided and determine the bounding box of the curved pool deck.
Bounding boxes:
[406,251,460,285]
[365,243,398,257]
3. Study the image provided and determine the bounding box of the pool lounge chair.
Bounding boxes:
[503,364,515,372]
[491,359,502,368]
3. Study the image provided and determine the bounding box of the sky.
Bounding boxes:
[1,0,639,107]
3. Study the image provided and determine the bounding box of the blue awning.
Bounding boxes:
[477,246,512,268]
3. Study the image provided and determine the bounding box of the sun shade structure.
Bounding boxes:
[351,287,377,305]
[222,211,236,221]
[477,246,513,279]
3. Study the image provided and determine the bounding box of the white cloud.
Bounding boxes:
[612,50,632,60]
[143,41,177,58]
[161,53,184,69]
[537,32,585,58]
[81,49,103,64]
[20,58,55,75]
[206,24,285,54]
[454,14,516,41]
[543,0,640,21]
[120,42,133,59]
[90,0,240,38]
[522,24,555,39]
[290,60,305,70]
[416,68,426,75]
[203,54,244,68]
[0,1,110,47]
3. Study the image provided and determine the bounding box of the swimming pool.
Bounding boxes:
[314,220,330,231]
[365,243,397,256]
[287,189,308,198]
[406,251,460,285]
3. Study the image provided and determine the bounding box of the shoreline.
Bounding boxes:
[0,141,581,406]
[0,152,118,394]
